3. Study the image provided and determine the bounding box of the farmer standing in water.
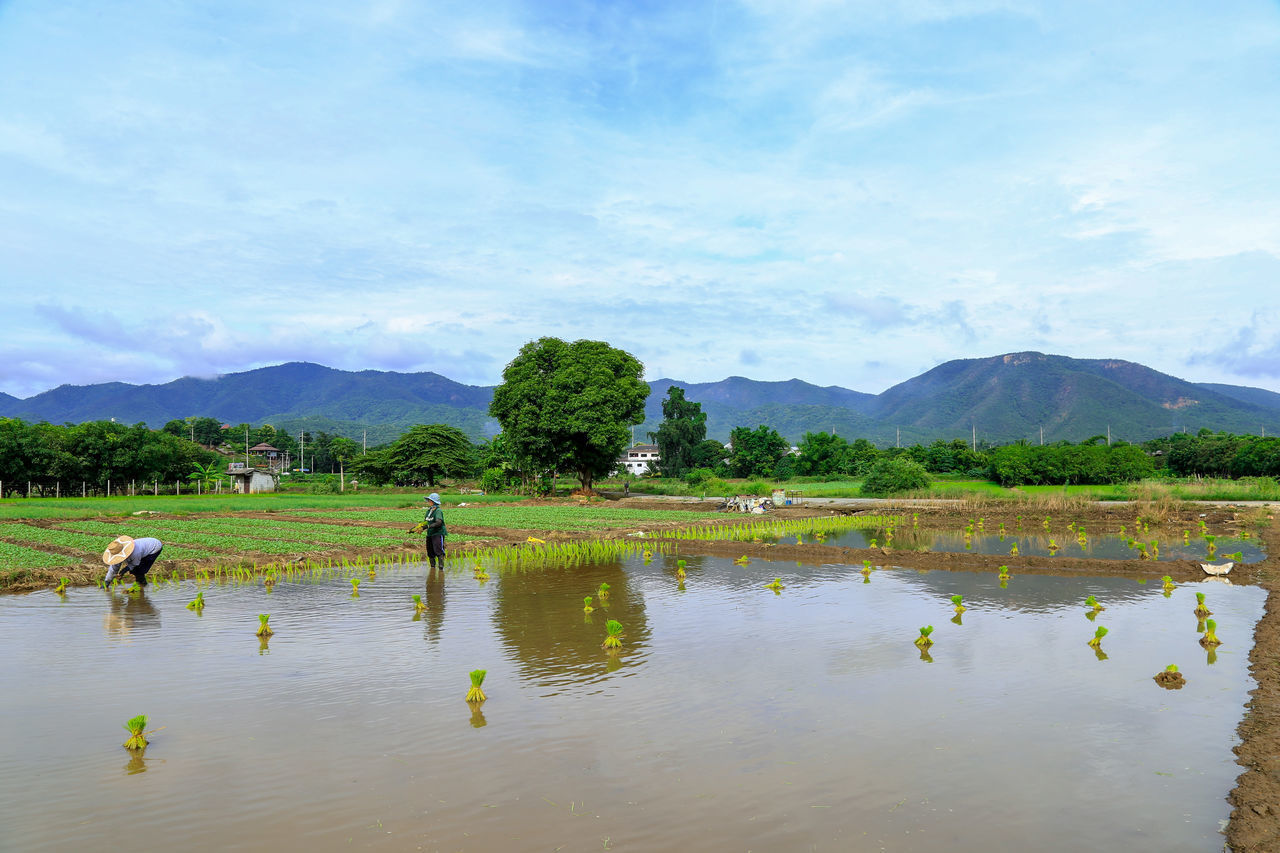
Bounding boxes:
[420,493,447,571]
[102,535,164,587]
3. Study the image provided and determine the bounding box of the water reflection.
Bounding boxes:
[422,566,445,645]
[124,749,148,775]
[102,589,160,640]
[492,558,649,688]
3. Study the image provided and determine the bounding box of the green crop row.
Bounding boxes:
[0,522,210,561]
[57,518,415,549]
[0,541,81,570]
[291,505,724,530]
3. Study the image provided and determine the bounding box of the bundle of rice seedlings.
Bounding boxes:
[122,714,149,750]
[1162,575,1175,591]
[861,560,873,576]
[597,582,611,600]
[602,619,624,649]
[734,555,749,565]
[997,565,1010,580]
[256,614,273,637]
[1194,592,1212,618]
[186,591,205,611]
[676,559,687,581]
[1088,626,1108,648]
[466,669,487,703]
[350,578,360,597]
[951,594,966,615]
[1085,595,1104,612]
[765,578,785,591]
[914,626,934,647]
[263,573,276,589]
[413,594,427,614]
[583,595,594,613]
[1200,619,1222,648]
[1009,542,1019,556]
[54,577,69,595]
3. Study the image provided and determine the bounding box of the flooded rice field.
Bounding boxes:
[788,527,1267,563]
[0,552,1266,852]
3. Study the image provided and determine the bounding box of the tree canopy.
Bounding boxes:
[489,338,648,492]
[727,425,789,478]
[350,423,474,487]
[651,386,707,478]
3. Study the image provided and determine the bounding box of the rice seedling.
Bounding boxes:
[1149,540,1159,558]
[368,566,377,579]
[583,595,594,613]
[1154,664,1185,689]
[976,518,985,532]
[914,626,934,647]
[1183,530,1190,544]
[186,591,205,611]
[1087,626,1108,648]
[1009,542,1019,556]
[951,594,966,615]
[912,513,919,529]
[860,560,873,576]
[1162,575,1175,591]
[1200,619,1222,647]
[1085,595,1104,613]
[602,619,624,649]
[1047,538,1059,554]
[597,582,611,600]
[675,560,687,581]
[122,714,150,751]
[256,614,273,636]
[54,577,69,595]
[1224,551,1244,561]
[413,594,427,614]
[765,577,785,591]
[734,555,749,565]
[1043,515,1051,531]
[1204,534,1217,556]
[465,669,487,703]
[349,577,360,597]
[473,563,489,581]
[997,565,1010,580]
[642,549,652,562]
[1194,593,1212,618]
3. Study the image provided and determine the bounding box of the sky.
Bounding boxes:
[2,0,1279,398]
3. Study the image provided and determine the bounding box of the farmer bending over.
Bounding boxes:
[103,535,164,587]
[419,493,447,570]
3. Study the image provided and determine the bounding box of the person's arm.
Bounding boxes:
[104,564,119,585]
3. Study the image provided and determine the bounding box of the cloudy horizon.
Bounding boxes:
[3,0,1278,399]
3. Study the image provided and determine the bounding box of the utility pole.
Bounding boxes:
[363,429,367,454]
[972,423,976,452]
[896,427,900,448]
[1040,426,1043,446]
[299,431,305,474]
[1107,425,1111,446]
[245,425,250,467]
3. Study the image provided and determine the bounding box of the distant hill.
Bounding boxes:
[2,353,1278,445]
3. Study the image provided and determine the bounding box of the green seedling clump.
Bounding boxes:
[1194,592,1212,618]
[1088,626,1108,648]
[1154,664,1186,688]
[583,595,594,613]
[256,613,273,637]
[914,626,934,647]
[412,594,426,614]
[466,669,487,703]
[123,714,149,751]
[676,559,687,580]
[54,577,69,594]
[602,619,624,649]
[186,591,204,611]
[350,577,360,596]
[1201,619,1222,647]
[1161,575,1175,591]
[951,594,966,614]
[1085,595,1104,612]
[861,560,873,575]
[597,582,611,600]
[997,565,1010,580]
[765,577,785,591]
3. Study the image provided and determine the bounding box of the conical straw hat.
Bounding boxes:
[102,535,136,566]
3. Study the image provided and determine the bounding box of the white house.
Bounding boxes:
[617,443,661,476]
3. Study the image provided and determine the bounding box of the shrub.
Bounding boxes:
[860,458,931,497]
[480,467,507,494]
[683,467,717,486]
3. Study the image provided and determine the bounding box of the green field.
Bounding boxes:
[288,504,724,530]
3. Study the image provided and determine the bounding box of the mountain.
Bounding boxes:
[2,353,1278,445]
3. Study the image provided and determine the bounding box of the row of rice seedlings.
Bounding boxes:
[661,514,900,543]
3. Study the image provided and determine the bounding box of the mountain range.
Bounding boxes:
[2,352,1278,446]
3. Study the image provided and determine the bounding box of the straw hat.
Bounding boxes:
[102,535,136,566]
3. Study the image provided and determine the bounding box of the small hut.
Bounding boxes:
[227,464,278,494]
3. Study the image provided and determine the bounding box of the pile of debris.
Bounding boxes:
[719,495,774,514]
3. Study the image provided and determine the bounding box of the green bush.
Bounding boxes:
[741,479,773,497]
[306,476,340,494]
[683,467,717,486]
[480,468,507,494]
[860,458,931,497]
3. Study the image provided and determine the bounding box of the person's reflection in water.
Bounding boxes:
[423,565,445,644]
[103,588,160,640]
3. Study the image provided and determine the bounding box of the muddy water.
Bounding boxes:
[0,555,1265,852]
[797,528,1267,563]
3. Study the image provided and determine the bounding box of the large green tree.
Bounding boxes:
[489,338,648,493]
[651,386,707,478]
[387,424,475,487]
[727,425,789,478]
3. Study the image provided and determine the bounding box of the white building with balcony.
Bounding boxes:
[617,443,660,476]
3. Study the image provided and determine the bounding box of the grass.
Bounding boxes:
[288,504,725,531]
[0,489,528,521]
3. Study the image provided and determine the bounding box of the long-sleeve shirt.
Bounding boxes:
[104,537,163,583]
[423,505,447,537]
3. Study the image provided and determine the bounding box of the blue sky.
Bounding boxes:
[2,0,1278,398]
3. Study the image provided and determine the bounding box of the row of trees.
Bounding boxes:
[0,418,222,497]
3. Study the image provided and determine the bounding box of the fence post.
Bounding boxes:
[82,481,86,498]
[176,481,180,496]
[56,481,60,498]
[28,481,31,498]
